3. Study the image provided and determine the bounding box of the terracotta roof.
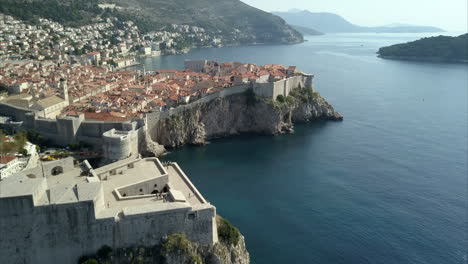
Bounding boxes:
[0,156,17,165]
[84,112,130,121]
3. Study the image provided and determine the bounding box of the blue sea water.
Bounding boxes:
[137,33,468,264]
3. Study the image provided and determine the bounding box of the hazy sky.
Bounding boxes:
[242,0,467,31]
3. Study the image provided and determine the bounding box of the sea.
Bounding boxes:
[134,32,468,264]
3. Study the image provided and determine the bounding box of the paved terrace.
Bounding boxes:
[0,157,209,218]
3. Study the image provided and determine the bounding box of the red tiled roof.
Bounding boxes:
[84,112,130,121]
[0,156,17,164]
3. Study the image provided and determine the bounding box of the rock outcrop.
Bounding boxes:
[151,89,342,148]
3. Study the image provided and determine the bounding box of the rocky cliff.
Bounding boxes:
[151,88,342,148]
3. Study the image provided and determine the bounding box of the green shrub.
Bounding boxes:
[18,148,28,156]
[276,94,285,103]
[217,217,240,246]
[79,257,98,264]
[162,234,203,264]
[97,245,113,259]
[244,88,258,107]
[163,233,191,254]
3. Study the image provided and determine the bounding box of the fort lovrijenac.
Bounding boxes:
[0,155,217,263]
[0,60,315,162]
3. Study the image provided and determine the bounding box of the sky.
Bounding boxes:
[241,0,467,31]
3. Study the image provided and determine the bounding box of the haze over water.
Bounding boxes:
[137,33,468,264]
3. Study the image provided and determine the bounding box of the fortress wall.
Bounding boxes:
[0,197,117,264]
[35,118,59,134]
[0,103,34,123]
[253,82,275,98]
[57,116,84,140]
[146,76,313,141]
[0,201,216,263]
[0,195,35,217]
[102,129,139,161]
[114,205,216,248]
[183,206,218,244]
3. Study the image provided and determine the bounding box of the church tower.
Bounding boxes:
[60,78,69,103]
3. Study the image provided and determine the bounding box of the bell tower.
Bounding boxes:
[60,78,69,103]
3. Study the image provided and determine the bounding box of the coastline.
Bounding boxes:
[377,55,468,64]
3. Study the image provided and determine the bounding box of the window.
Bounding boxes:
[187,212,196,220]
[139,188,143,192]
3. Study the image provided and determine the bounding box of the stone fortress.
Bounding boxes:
[0,60,315,162]
[0,155,217,263]
[0,61,316,263]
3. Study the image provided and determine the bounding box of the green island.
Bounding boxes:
[377,34,468,63]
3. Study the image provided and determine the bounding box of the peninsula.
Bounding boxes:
[378,34,468,63]
[0,57,341,263]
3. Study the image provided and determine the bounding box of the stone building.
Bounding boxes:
[0,156,217,264]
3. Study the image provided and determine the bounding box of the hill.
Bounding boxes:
[290,25,323,36]
[273,10,444,33]
[377,34,468,63]
[0,0,303,45]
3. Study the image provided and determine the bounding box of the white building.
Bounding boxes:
[0,156,22,179]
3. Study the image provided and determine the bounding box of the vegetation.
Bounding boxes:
[289,87,317,104]
[162,233,203,264]
[217,217,240,246]
[96,245,112,259]
[244,88,260,107]
[0,0,302,44]
[78,245,113,264]
[378,34,468,62]
[0,0,101,27]
[68,141,92,151]
[0,130,27,156]
[269,88,319,109]
[25,130,49,151]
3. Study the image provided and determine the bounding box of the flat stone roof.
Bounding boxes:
[0,175,43,198]
[0,157,211,217]
[100,159,205,211]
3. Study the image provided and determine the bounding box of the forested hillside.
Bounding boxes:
[0,0,303,45]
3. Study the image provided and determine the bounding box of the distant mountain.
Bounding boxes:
[378,34,468,63]
[0,0,303,45]
[273,10,445,33]
[290,25,323,36]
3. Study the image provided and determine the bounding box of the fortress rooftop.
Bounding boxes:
[0,156,211,218]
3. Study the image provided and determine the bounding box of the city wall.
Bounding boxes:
[0,75,312,158]
[146,74,313,139]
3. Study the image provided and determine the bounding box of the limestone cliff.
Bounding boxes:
[151,89,342,148]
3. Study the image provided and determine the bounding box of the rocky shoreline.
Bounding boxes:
[378,55,468,64]
[149,89,342,150]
